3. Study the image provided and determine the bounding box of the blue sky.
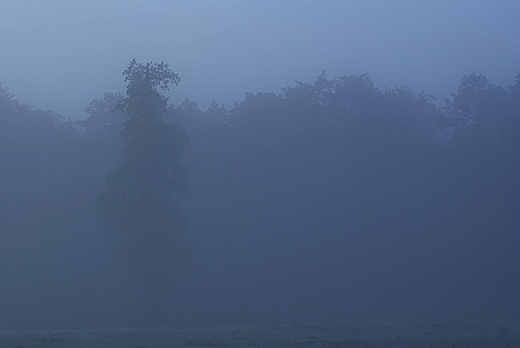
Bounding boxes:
[1,0,519,119]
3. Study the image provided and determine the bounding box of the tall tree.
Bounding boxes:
[97,60,189,323]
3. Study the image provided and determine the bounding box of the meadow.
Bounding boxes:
[1,322,519,347]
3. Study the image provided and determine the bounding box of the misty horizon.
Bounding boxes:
[1,1,519,119]
[0,3,519,347]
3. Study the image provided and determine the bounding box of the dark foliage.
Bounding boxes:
[96,60,189,323]
[0,70,518,328]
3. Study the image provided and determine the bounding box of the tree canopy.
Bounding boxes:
[0,69,518,328]
[96,60,189,322]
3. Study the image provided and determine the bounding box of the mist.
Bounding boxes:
[1,1,519,118]
[1,0,519,333]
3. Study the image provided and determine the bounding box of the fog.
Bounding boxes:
[1,1,519,331]
[1,1,519,118]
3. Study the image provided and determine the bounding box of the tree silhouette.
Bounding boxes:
[97,59,189,324]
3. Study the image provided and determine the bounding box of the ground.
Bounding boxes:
[1,322,519,347]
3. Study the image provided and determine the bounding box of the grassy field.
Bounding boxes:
[1,322,519,347]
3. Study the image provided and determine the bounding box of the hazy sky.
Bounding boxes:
[1,0,519,119]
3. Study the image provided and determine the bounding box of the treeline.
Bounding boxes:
[0,71,519,327]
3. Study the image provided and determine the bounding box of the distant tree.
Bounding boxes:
[97,59,189,323]
[442,72,518,154]
[440,73,520,240]
[0,83,17,146]
[79,92,127,139]
[503,72,520,151]
[447,73,503,125]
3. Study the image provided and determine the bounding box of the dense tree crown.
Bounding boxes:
[119,59,180,119]
[95,60,189,321]
[97,60,187,230]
